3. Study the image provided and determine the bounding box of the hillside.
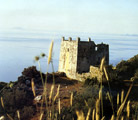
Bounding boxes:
[0,54,138,120]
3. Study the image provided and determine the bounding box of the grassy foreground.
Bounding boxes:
[0,41,138,120]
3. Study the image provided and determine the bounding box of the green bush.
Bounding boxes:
[116,54,138,81]
[84,77,99,86]
[58,85,99,120]
[0,87,35,118]
[0,82,7,91]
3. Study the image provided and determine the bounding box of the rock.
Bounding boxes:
[25,80,30,85]
[34,95,42,102]
[22,66,40,78]
[0,116,4,120]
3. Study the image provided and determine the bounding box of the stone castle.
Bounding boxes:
[58,37,109,81]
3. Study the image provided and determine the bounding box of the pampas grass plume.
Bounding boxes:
[53,84,60,102]
[70,92,73,106]
[76,110,85,120]
[121,90,124,104]
[86,108,91,120]
[17,110,20,120]
[92,109,95,120]
[100,57,105,71]
[31,78,36,97]
[117,93,119,108]
[39,112,43,120]
[48,40,54,64]
[96,99,100,120]
[127,100,130,119]
[1,97,4,109]
[58,98,61,114]
[110,115,114,120]
[49,84,54,101]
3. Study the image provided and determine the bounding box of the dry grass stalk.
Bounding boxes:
[96,113,99,120]
[48,40,54,64]
[6,114,14,120]
[101,116,105,120]
[107,92,112,103]
[103,67,109,81]
[121,90,124,104]
[107,92,114,113]
[58,98,61,114]
[117,93,119,109]
[70,92,73,106]
[17,110,20,120]
[53,84,60,102]
[31,78,36,97]
[121,116,124,120]
[117,102,125,116]
[127,100,130,119]
[1,97,4,109]
[99,88,102,100]
[39,112,43,120]
[122,83,133,106]
[84,100,88,107]
[76,110,85,120]
[117,83,132,120]
[100,57,105,71]
[49,110,52,119]
[49,84,54,101]
[117,84,132,119]
[92,109,95,120]
[96,99,100,120]
[86,108,91,120]
[99,57,104,117]
[110,115,114,120]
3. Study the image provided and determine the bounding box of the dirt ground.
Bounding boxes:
[31,76,83,120]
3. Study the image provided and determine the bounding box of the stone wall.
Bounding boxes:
[58,37,78,75]
[96,43,109,65]
[65,66,103,82]
[77,39,96,73]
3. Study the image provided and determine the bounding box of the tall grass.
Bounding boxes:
[0,40,135,120]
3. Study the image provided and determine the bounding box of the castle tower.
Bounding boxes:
[58,37,109,76]
[58,37,78,74]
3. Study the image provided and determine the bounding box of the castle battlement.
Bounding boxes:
[62,37,95,42]
[59,36,109,81]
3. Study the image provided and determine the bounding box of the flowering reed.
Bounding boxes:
[53,84,60,102]
[1,97,4,109]
[17,110,20,120]
[48,40,54,64]
[31,78,36,97]
[127,100,130,119]
[70,92,73,106]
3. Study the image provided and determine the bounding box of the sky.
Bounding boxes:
[0,0,138,35]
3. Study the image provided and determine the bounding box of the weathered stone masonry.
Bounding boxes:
[58,37,109,81]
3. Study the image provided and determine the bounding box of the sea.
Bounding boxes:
[0,32,138,82]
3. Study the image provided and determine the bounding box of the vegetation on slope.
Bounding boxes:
[0,40,138,120]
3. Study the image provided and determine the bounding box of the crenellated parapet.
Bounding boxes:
[61,36,94,43]
[59,36,109,81]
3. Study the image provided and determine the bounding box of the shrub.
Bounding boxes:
[14,106,35,120]
[0,87,34,117]
[0,82,7,91]
[84,77,99,86]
